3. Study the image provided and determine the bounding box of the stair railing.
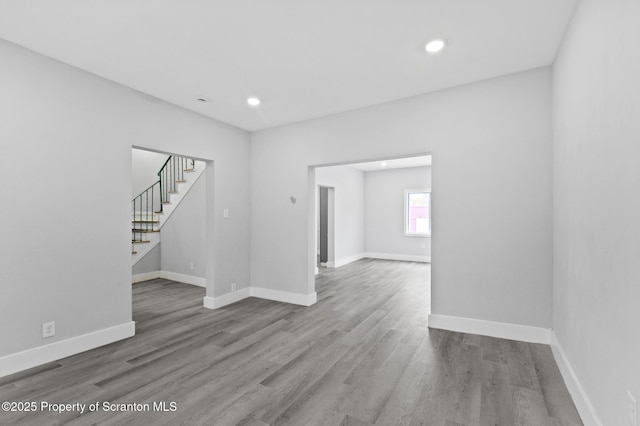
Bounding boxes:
[158,156,195,209]
[132,155,195,245]
[132,180,161,243]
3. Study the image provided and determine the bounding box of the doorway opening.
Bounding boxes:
[310,154,432,312]
[130,146,211,298]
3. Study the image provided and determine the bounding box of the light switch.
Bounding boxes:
[223,209,229,219]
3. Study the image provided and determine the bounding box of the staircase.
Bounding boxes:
[132,155,205,265]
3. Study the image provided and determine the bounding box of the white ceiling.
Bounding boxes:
[349,155,431,172]
[0,0,577,131]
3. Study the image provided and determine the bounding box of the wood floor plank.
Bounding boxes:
[340,414,373,426]
[0,259,582,426]
[273,328,401,425]
[512,386,555,426]
[478,360,516,426]
[346,342,417,423]
[442,343,483,425]
[503,339,541,392]
[529,343,583,425]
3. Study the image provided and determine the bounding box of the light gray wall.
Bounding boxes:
[251,67,552,328]
[315,165,364,263]
[161,171,206,278]
[0,38,250,358]
[552,0,640,424]
[132,244,161,275]
[364,166,431,258]
[131,148,168,198]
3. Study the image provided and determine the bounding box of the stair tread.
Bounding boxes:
[131,163,197,264]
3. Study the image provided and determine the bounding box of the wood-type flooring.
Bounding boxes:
[0,259,582,425]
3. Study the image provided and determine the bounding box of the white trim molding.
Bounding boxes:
[0,322,135,379]
[428,314,551,344]
[204,287,317,310]
[159,271,206,288]
[334,253,366,268]
[132,270,206,288]
[317,253,430,270]
[550,332,603,426]
[132,271,161,283]
[251,287,317,306]
[203,287,251,309]
[365,252,430,263]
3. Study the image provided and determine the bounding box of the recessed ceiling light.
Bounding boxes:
[247,97,261,107]
[425,39,445,54]
[196,97,209,103]
[381,162,387,167]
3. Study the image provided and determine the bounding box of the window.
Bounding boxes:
[404,189,431,237]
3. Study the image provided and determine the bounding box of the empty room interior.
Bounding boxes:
[0,1,638,425]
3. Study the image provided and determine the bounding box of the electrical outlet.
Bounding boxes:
[42,321,55,338]
[628,391,638,426]
[189,262,194,270]
[231,283,237,292]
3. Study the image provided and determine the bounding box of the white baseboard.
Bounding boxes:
[132,270,206,288]
[550,332,602,426]
[365,252,430,263]
[203,287,251,309]
[203,287,317,310]
[251,287,317,306]
[334,253,366,268]
[160,271,206,287]
[132,271,161,283]
[0,322,135,379]
[428,314,551,344]
[320,253,424,270]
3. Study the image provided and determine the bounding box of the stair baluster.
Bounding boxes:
[132,155,195,249]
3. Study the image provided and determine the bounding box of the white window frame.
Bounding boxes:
[404,188,431,237]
